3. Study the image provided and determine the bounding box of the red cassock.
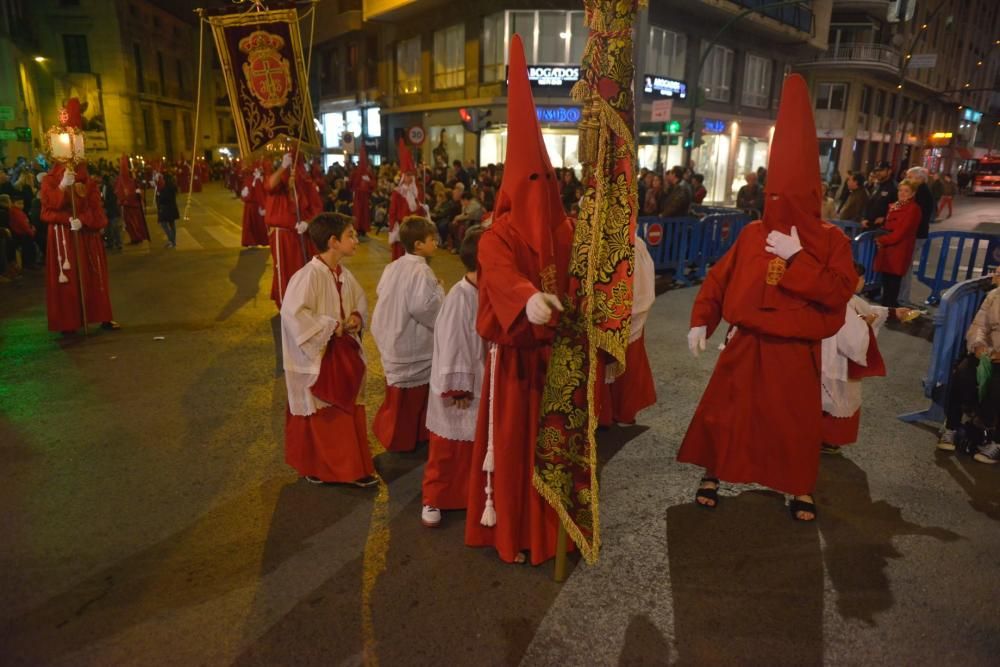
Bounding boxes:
[677,222,856,496]
[177,163,191,193]
[265,165,322,306]
[372,384,430,452]
[40,167,114,332]
[240,173,269,247]
[873,201,921,276]
[465,220,574,566]
[423,433,474,510]
[119,189,150,244]
[388,190,419,260]
[349,169,374,234]
[599,334,657,427]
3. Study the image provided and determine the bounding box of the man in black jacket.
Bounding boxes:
[861,161,897,229]
[659,165,692,218]
[900,166,934,305]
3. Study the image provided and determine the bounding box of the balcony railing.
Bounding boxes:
[730,0,815,35]
[812,42,901,70]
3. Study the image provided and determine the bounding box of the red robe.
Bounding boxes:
[177,163,191,193]
[599,334,657,427]
[678,222,855,495]
[40,167,114,332]
[373,384,430,452]
[388,190,420,260]
[118,188,150,244]
[265,165,323,306]
[240,172,268,247]
[465,219,574,566]
[349,169,374,234]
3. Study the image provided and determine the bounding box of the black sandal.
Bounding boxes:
[695,477,720,509]
[789,496,817,522]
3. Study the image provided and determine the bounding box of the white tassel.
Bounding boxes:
[62,258,71,270]
[55,227,69,282]
[480,343,499,528]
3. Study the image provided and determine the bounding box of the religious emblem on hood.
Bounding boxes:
[239,30,292,109]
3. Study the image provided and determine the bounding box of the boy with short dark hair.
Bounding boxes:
[281,212,377,487]
[421,226,485,527]
[371,216,445,452]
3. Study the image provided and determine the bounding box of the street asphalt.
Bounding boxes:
[1,185,998,665]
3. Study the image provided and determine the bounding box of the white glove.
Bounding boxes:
[135,188,142,194]
[295,220,309,234]
[258,207,266,216]
[526,292,564,325]
[765,226,802,261]
[240,186,250,198]
[387,226,400,244]
[253,168,262,181]
[60,170,75,189]
[362,175,370,182]
[687,326,707,357]
[281,153,293,170]
[69,217,83,231]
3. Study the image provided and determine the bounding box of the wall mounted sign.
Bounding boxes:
[643,75,687,99]
[536,106,582,124]
[703,119,726,133]
[524,65,581,87]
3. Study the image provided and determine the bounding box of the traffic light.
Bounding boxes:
[665,120,682,134]
[459,107,494,133]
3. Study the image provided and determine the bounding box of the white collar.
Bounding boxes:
[401,253,427,264]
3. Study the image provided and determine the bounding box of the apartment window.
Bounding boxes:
[176,60,185,93]
[816,82,847,110]
[141,107,154,149]
[62,34,91,73]
[482,13,506,83]
[741,54,771,108]
[859,85,872,114]
[133,43,145,92]
[482,10,587,82]
[395,36,421,95]
[433,24,465,90]
[647,27,686,80]
[700,45,734,103]
[157,51,166,93]
[873,89,885,116]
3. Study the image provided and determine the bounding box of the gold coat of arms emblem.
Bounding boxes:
[765,256,787,286]
[239,30,292,109]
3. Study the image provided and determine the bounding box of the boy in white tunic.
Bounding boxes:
[821,263,911,453]
[421,227,485,527]
[371,216,445,452]
[281,213,377,486]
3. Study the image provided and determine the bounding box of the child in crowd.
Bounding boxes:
[371,216,445,452]
[600,235,657,426]
[421,226,485,527]
[821,263,912,454]
[280,212,378,487]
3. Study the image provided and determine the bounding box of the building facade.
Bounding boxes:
[0,0,44,164]
[795,0,1000,180]
[303,0,836,204]
[3,0,228,165]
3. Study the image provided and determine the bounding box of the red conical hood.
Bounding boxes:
[115,154,135,200]
[398,137,415,173]
[492,33,565,267]
[762,74,823,246]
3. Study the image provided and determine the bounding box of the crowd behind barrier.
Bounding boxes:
[899,275,994,424]
[915,231,997,305]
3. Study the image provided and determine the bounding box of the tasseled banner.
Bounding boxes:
[480,343,499,528]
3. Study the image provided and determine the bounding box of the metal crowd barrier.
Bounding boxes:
[852,229,886,295]
[899,275,994,424]
[916,231,997,305]
[830,219,863,240]
[636,213,752,284]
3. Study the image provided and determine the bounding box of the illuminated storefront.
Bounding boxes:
[320,106,382,169]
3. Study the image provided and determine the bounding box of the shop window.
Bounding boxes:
[366,108,381,138]
[647,26,686,80]
[700,45,733,103]
[433,24,465,90]
[62,34,91,73]
[345,109,362,139]
[816,82,847,111]
[741,55,771,109]
[323,112,345,149]
[395,36,421,95]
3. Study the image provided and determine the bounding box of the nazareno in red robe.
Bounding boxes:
[114,158,150,244]
[240,171,269,247]
[677,221,856,495]
[264,162,322,306]
[349,168,373,234]
[387,190,419,261]
[599,333,657,427]
[40,165,114,332]
[464,218,575,565]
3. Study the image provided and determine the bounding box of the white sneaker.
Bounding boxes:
[937,429,956,451]
[421,505,441,528]
[974,442,1000,464]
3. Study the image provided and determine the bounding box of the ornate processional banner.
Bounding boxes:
[207,8,319,157]
[533,0,641,565]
